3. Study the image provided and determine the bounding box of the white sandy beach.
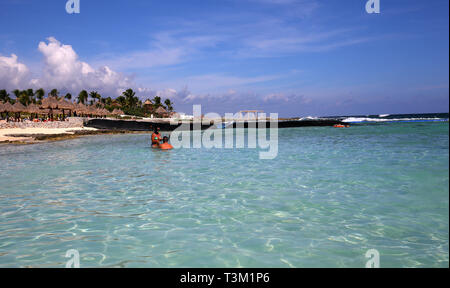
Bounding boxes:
[0,127,98,142]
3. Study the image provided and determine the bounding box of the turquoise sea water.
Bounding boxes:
[0,122,448,267]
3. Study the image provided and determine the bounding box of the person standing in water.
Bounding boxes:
[151,127,162,148]
[159,136,173,150]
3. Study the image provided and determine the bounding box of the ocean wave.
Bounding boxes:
[342,117,448,123]
[299,116,320,120]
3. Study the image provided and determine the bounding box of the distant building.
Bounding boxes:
[143,99,153,114]
[237,110,264,120]
[180,114,194,120]
[155,106,169,118]
[169,112,181,119]
[110,100,121,108]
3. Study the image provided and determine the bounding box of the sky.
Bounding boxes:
[0,0,448,117]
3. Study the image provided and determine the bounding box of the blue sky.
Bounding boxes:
[0,0,448,116]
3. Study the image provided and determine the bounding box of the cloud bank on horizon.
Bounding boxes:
[0,0,448,116]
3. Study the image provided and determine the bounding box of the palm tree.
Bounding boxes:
[152,96,162,110]
[12,89,20,99]
[65,93,72,100]
[105,97,112,106]
[35,88,45,104]
[89,91,101,104]
[122,89,138,108]
[26,89,35,103]
[77,90,88,104]
[0,90,10,103]
[164,99,174,112]
[18,90,31,106]
[116,96,126,107]
[50,89,59,98]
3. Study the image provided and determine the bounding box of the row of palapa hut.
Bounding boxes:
[0,97,125,121]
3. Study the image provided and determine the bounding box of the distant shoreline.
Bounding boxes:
[0,128,150,145]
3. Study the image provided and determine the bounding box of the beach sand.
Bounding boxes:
[0,127,98,143]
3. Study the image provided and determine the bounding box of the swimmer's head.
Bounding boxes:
[163,136,169,143]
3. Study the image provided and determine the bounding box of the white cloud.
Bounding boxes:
[32,37,134,96]
[155,87,193,102]
[0,54,29,89]
[0,37,163,97]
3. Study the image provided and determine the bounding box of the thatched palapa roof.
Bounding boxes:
[41,97,59,109]
[101,108,110,116]
[88,106,98,115]
[58,99,75,110]
[12,102,27,113]
[1,102,14,112]
[112,109,124,116]
[26,104,41,114]
[74,103,87,114]
[155,106,167,114]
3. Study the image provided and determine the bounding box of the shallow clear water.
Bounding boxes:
[0,122,448,267]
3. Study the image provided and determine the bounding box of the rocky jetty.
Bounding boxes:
[0,117,84,129]
[85,118,346,131]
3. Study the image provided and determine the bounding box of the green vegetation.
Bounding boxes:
[1,88,175,117]
[0,90,12,104]
[35,88,45,103]
[77,90,88,104]
[164,99,174,112]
